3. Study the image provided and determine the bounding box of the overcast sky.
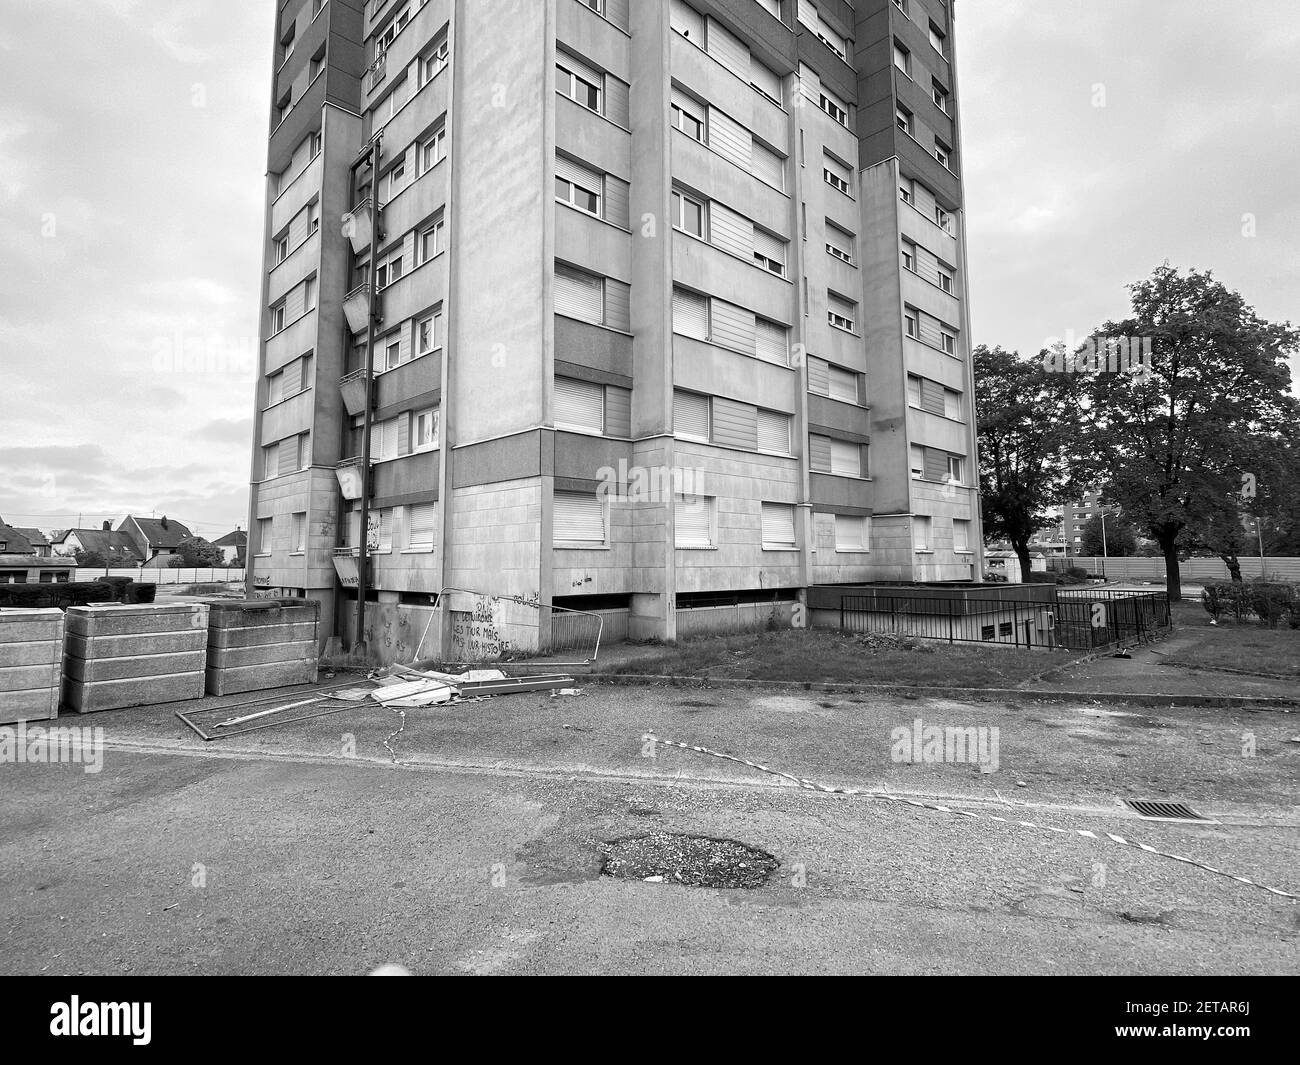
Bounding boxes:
[1,0,1296,538]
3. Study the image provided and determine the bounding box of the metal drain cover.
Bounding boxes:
[1123,799,1216,823]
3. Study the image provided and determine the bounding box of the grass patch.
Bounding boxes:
[598,628,1079,688]
[1162,601,1300,677]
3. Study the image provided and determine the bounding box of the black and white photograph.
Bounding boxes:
[1,0,1297,1023]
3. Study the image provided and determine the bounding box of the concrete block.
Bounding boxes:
[203,598,319,696]
[0,609,63,724]
[63,672,206,714]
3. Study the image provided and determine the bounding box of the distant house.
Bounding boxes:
[51,525,145,564]
[0,554,78,585]
[116,516,195,567]
[6,528,52,556]
[213,529,247,565]
[0,524,37,555]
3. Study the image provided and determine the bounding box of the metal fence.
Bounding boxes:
[838,588,1171,651]
[1048,556,1300,583]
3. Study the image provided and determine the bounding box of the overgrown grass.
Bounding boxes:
[1163,600,1300,676]
[599,628,1079,688]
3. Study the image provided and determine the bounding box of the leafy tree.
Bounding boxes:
[175,537,226,567]
[1079,513,1138,557]
[1073,265,1300,600]
[974,344,1084,581]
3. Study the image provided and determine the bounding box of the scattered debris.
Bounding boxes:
[549,688,584,698]
[214,698,323,729]
[600,832,779,889]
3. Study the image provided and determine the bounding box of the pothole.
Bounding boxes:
[598,833,779,889]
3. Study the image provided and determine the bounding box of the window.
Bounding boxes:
[672,189,706,237]
[557,155,602,216]
[377,78,407,125]
[936,140,951,169]
[753,229,785,277]
[420,123,447,173]
[280,24,296,64]
[828,293,856,333]
[555,377,605,434]
[554,263,604,324]
[558,52,602,113]
[291,512,307,554]
[981,624,996,642]
[941,329,957,355]
[755,319,788,365]
[935,205,954,234]
[751,59,782,104]
[419,212,446,263]
[274,233,289,264]
[375,251,403,289]
[309,51,324,82]
[308,201,320,234]
[905,312,918,338]
[932,80,950,113]
[271,302,287,334]
[757,409,791,454]
[673,390,711,442]
[413,408,439,451]
[824,154,851,196]
[836,515,869,552]
[820,89,848,126]
[954,519,971,553]
[375,7,409,53]
[310,130,323,158]
[304,276,317,312]
[383,337,402,371]
[263,442,280,479]
[938,265,954,293]
[408,504,437,551]
[752,141,786,190]
[555,491,606,545]
[914,516,932,551]
[674,493,713,549]
[826,223,855,265]
[671,90,706,142]
[256,517,273,555]
[893,41,910,77]
[946,454,964,483]
[929,22,947,58]
[267,368,285,406]
[901,240,916,272]
[761,503,797,549]
[909,444,925,479]
[670,0,705,44]
[372,509,394,552]
[370,417,399,462]
[296,432,312,470]
[896,104,913,135]
[383,161,405,200]
[828,366,859,404]
[899,179,914,206]
[416,309,443,355]
[672,287,709,340]
[420,34,450,85]
[811,435,864,477]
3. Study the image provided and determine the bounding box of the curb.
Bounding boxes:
[588,674,1299,709]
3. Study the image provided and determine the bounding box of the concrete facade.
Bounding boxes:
[249,0,983,655]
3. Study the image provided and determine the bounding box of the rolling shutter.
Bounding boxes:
[670,0,705,43]
[555,264,603,323]
[604,279,631,331]
[712,397,758,450]
[558,51,602,94]
[673,390,711,441]
[708,108,752,170]
[672,288,709,339]
[604,0,630,31]
[830,439,861,477]
[754,228,785,267]
[554,491,605,543]
[605,386,632,437]
[826,224,854,261]
[555,377,605,433]
[924,447,949,481]
[761,503,796,548]
[755,319,788,365]
[278,437,299,476]
[809,434,833,473]
[604,174,630,228]
[605,76,630,127]
[674,493,711,548]
[829,366,859,404]
[824,153,851,192]
[751,141,784,190]
[757,410,791,454]
[835,515,867,551]
[808,357,830,397]
[557,154,602,198]
[751,59,781,103]
[408,504,437,549]
[710,299,756,353]
[920,378,946,415]
[944,389,962,420]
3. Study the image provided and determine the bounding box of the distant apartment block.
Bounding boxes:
[248,0,982,654]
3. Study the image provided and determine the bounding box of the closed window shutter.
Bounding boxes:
[605,76,630,127]
[826,224,854,260]
[408,504,437,549]
[709,201,754,258]
[604,279,631,331]
[755,319,788,364]
[751,59,781,102]
[672,288,709,339]
[708,109,752,170]
[921,378,946,415]
[830,439,861,477]
[907,375,922,406]
[674,493,712,547]
[264,443,280,479]
[809,434,833,473]
[707,18,750,80]
[924,447,948,481]
[558,51,602,93]
[751,141,784,189]
[673,390,710,440]
[605,0,630,31]
[299,355,313,393]
[557,154,602,198]
[761,503,796,548]
[808,357,831,397]
[268,371,284,405]
[554,492,605,543]
[671,89,705,131]
[670,0,705,42]
[278,438,298,476]
[829,293,856,329]
[604,174,631,228]
[835,515,866,551]
[555,263,603,323]
[710,299,756,353]
[712,397,758,450]
[605,386,632,437]
[944,389,962,420]
[953,519,970,552]
[397,412,411,455]
[555,377,605,433]
[828,367,858,403]
[757,409,790,454]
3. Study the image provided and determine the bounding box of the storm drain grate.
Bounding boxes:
[1122,799,1216,823]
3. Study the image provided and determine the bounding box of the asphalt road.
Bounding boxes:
[2,684,1297,975]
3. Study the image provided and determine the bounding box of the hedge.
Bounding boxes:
[0,580,157,611]
[1202,580,1300,629]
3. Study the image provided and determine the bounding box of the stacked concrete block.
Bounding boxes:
[205,599,320,696]
[0,609,66,725]
[62,603,210,714]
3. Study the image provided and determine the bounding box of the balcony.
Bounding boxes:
[342,197,378,256]
[343,282,374,334]
[365,52,387,94]
[339,369,372,417]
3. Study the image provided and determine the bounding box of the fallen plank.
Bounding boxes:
[215,698,324,728]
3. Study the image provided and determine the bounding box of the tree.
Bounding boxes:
[1073,265,1300,601]
[974,344,1084,581]
[175,537,226,567]
[1079,513,1138,557]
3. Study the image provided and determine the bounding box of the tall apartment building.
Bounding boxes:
[1062,491,1118,553]
[248,0,982,658]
